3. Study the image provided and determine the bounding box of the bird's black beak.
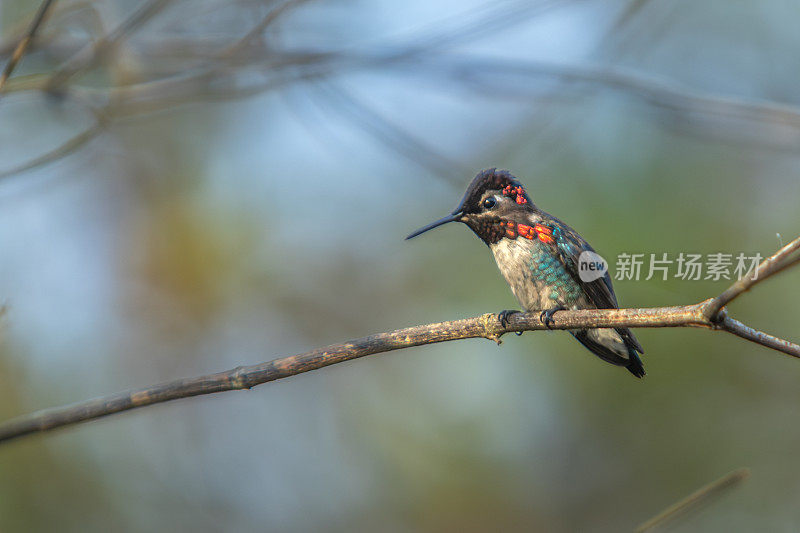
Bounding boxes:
[405,210,464,240]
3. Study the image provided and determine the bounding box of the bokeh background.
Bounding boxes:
[0,1,799,531]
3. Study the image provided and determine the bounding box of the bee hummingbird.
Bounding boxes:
[406,169,645,378]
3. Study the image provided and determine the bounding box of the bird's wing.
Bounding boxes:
[536,213,618,309]
[536,213,644,354]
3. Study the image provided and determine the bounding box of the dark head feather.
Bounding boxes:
[456,168,533,214]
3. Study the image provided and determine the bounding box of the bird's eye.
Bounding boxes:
[482,197,497,209]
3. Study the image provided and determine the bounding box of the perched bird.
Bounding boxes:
[406,169,645,377]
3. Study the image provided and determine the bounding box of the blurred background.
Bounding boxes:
[0,0,799,531]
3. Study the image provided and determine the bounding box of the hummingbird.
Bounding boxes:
[406,169,645,378]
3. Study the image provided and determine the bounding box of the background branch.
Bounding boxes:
[0,0,57,92]
[5,0,800,179]
[636,468,751,533]
[0,237,797,445]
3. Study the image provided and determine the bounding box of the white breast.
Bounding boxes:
[490,238,555,311]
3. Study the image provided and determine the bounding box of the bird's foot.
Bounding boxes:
[539,306,566,329]
[498,309,521,331]
[499,309,525,336]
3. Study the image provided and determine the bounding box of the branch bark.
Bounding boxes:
[0,237,798,444]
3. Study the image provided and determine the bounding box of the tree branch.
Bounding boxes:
[0,237,797,444]
[6,6,800,179]
[45,0,172,92]
[704,237,800,320]
[635,467,750,533]
[0,0,57,93]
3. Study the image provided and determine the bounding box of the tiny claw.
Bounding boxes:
[498,309,520,328]
[539,306,565,329]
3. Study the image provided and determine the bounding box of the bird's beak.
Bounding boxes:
[405,210,464,240]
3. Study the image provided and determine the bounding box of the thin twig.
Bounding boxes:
[718,315,800,358]
[0,236,797,444]
[311,81,470,184]
[46,0,172,92]
[0,0,57,93]
[218,0,310,59]
[635,468,751,532]
[0,120,104,180]
[428,56,800,130]
[705,236,800,320]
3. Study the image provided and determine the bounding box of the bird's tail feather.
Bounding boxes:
[624,348,646,378]
[571,328,646,378]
